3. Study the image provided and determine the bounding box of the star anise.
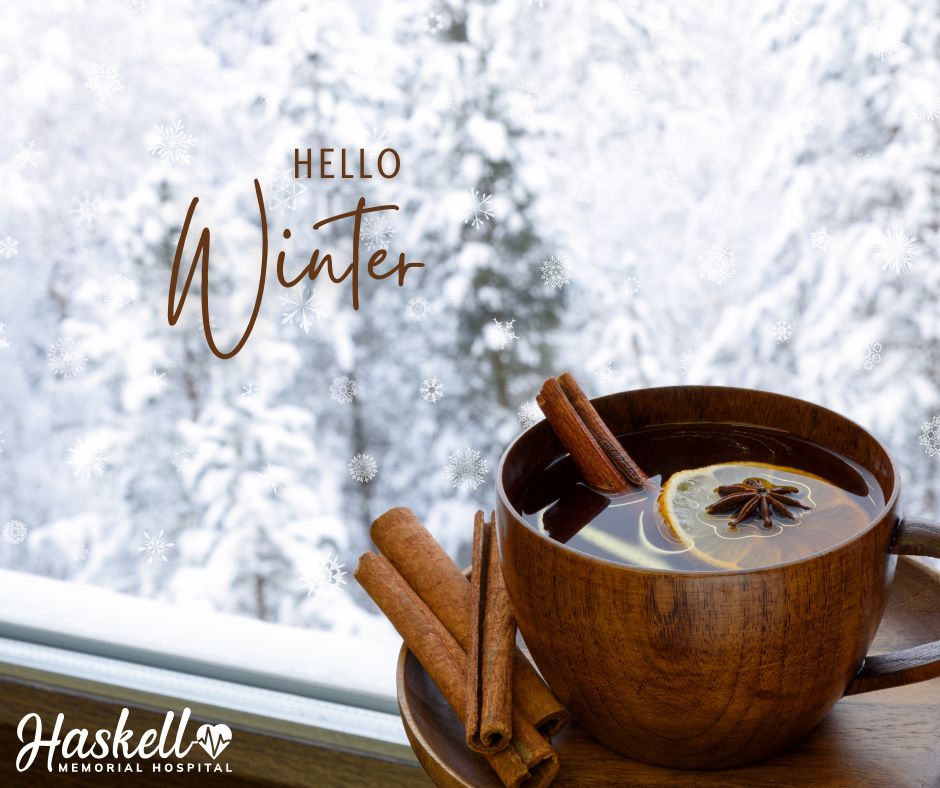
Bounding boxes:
[705,477,811,530]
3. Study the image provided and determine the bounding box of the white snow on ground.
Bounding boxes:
[0,569,403,698]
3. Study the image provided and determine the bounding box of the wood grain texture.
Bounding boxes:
[845,515,940,694]
[399,558,940,787]
[496,386,912,769]
[0,676,429,788]
[893,516,940,557]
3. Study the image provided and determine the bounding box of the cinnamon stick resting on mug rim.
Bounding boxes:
[370,507,569,737]
[355,553,559,788]
[466,511,516,753]
[536,373,652,493]
[557,372,651,488]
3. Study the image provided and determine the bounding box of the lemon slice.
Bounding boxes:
[658,461,821,570]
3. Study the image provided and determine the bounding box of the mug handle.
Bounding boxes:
[844,516,940,695]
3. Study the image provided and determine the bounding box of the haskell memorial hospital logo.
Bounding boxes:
[16,707,233,774]
[194,722,233,760]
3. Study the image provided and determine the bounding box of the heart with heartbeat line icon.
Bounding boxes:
[195,723,233,759]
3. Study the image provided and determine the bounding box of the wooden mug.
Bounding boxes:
[495,386,940,769]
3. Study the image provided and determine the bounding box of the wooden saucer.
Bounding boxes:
[397,557,940,787]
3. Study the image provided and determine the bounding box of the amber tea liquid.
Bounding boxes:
[520,422,884,572]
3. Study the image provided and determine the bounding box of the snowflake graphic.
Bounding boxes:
[361,216,395,251]
[623,276,640,295]
[365,126,391,151]
[446,448,489,491]
[241,382,258,399]
[85,64,123,101]
[517,400,543,430]
[920,416,940,457]
[67,437,108,479]
[101,273,137,308]
[348,55,381,81]
[697,246,736,284]
[197,313,217,334]
[540,256,569,290]
[875,228,920,277]
[16,60,37,79]
[773,319,794,344]
[259,463,289,495]
[432,89,453,112]
[280,286,324,334]
[330,375,358,404]
[464,189,494,229]
[0,430,4,453]
[173,446,195,472]
[909,91,940,122]
[348,453,378,483]
[656,168,680,191]
[144,369,167,397]
[810,228,830,251]
[489,319,519,351]
[0,322,9,352]
[863,18,902,62]
[679,351,698,378]
[70,192,102,228]
[853,341,884,371]
[139,530,174,563]
[47,338,87,378]
[0,236,19,259]
[425,12,445,34]
[147,119,197,166]
[506,85,546,122]
[780,3,804,27]
[70,543,90,563]
[299,555,347,598]
[420,377,445,403]
[268,169,307,211]
[3,520,28,545]
[13,141,43,169]
[714,79,736,103]
[573,179,596,206]
[593,361,616,380]
[405,296,431,322]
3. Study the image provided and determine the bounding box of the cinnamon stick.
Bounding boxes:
[537,373,651,492]
[536,377,627,493]
[356,553,559,788]
[542,484,610,544]
[370,507,569,737]
[556,372,652,488]
[466,511,515,753]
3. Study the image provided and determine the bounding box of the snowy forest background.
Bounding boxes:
[1,0,939,697]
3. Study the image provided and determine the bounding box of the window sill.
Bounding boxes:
[0,569,419,782]
[0,568,401,712]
